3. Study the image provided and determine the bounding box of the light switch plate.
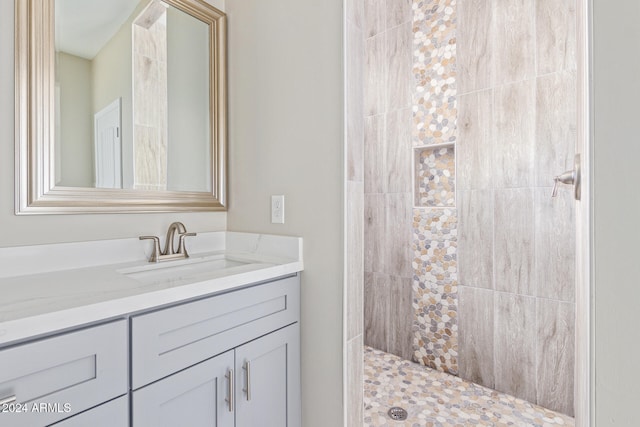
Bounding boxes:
[271,195,285,224]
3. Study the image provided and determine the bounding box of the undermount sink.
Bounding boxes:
[118,255,251,285]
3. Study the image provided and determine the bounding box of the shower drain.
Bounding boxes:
[387,406,408,421]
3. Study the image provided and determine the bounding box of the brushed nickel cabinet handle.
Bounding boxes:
[0,395,17,406]
[243,361,251,401]
[225,369,234,412]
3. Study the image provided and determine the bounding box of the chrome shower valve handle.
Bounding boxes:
[552,170,576,197]
[552,154,581,200]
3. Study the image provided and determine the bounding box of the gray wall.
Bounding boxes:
[362,0,414,362]
[225,1,345,426]
[57,52,94,187]
[456,0,577,416]
[0,0,226,247]
[593,0,640,424]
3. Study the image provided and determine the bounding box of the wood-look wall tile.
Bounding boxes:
[364,193,385,274]
[457,0,494,94]
[493,0,535,85]
[364,115,385,194]
[347,0,364,31]
[364,272,389,351]
[347,335,364,427]
[494,292,537,403]
[536,0,577,75]
[347,23,364,182]
[347,182,364,340]
[364,0,385,38]
[459,285,495,388]
[457,89,494,191]
[386,23,412,111]
[385,108,412,193]
[494,188,535,296]
[388,276,413,360]
[384,193,413,279]
[458,190,494,289]
[386,0,411,29]
[365,33,387,117]
[493,80,535,189]
[534,188,575,302]
[536,299,575,416]
[535,71,577,187]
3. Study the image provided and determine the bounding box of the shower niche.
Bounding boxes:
[413,144,456,208]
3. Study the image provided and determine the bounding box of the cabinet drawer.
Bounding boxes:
[132,275,300,389]
[0,320,128,427]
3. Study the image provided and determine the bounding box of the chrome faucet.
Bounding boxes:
[139,222,197,262]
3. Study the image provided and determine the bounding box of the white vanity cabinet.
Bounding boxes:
[0,232,304,427]
[0,272,301,427]
[131,274,301,427]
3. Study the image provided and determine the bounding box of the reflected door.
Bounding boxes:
[94,98,122,189]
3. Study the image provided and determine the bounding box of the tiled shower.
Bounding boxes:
[354,0,577,422]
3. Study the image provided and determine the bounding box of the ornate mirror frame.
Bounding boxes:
[15,0,227,214]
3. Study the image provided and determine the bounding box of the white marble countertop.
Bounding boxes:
[0,232,303,347]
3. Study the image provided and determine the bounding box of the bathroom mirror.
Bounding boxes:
[15,0,227,213]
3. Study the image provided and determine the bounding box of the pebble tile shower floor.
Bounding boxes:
[364,347,575,427]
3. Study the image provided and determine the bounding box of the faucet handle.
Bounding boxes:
[177,232,197,257]
[139,236,161,262]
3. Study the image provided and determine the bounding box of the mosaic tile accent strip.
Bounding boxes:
[415,145,456,207]
[411,0,459,378]
[364,346,575,427]
[412,0,457,147]
[412,208,457,374]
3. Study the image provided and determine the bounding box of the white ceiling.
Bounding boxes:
[55,0,141,59]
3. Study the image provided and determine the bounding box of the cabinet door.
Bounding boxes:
[50,396,128,427]
[235,324,301,427]
[132,350,234,427]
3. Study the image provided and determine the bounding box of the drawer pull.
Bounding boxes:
[0,395,17,406]
[225,369,234,412]
[243,361,251,401]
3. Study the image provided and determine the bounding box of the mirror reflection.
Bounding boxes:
[54,0,211,192]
